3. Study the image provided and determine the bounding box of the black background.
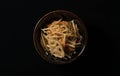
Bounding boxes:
[0,0,119,76]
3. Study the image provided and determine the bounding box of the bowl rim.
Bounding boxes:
[33,10,88,64]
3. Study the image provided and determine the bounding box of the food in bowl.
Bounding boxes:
[40,19,82,59]
[33,10,87,64]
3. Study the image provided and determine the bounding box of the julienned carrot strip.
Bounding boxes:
[61,37,64,46]
[69,47,74,51]
[59,21,68,26]
[64,44,68,47]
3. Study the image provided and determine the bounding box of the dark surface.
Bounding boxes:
[0,0,119,76]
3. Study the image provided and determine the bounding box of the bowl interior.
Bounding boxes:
[33,10,87,64]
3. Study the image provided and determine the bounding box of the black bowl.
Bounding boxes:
[33,10,87,64]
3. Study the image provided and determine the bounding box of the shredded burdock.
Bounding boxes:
[41,19,82,58]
